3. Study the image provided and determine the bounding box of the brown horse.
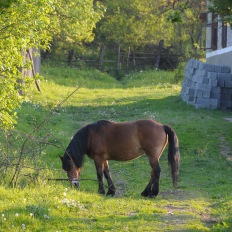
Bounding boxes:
[60,119,180,197]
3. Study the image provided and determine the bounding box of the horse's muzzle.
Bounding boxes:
[71,180,79,188]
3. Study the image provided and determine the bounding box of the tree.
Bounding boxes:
[167,0,206,59]
[208,0,232,25]
[50,0,105,66]
[0,0,104,130]
[94,0,176,71]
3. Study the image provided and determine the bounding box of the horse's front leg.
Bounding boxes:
[94,158,105,195]
[103,160,115,196]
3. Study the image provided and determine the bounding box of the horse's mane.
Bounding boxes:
[65,120,111,167]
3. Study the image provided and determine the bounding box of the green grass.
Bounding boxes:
[0,66,232,231]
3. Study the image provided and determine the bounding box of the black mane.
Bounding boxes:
[65,120,111,167]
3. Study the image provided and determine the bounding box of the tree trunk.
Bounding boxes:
[116,42,121,74]
[126,47,131,71]
[68,49,74,67]
[20,48,41,95]
[154,39,164,69]
[98,44,105,70]
[132,50,136,70]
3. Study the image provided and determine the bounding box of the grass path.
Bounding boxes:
[0,67,231,231]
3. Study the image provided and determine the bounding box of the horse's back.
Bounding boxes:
[88,119,167,161]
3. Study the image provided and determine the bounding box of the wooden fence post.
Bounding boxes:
[154,39,164,69]
[98,44,105,70]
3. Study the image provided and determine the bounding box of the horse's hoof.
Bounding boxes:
[98,190,105,195]
[148,193,156,198]
[106,191,115,197]
[141,191,149,197]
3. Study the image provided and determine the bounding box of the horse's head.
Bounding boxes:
[60,154,81,188]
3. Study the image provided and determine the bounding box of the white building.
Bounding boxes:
[205,12,232,71]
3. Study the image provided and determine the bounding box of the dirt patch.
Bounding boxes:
[160,189,187,200]
[110,169,127,197]
[114,178,127,197]
[219,136,232,162]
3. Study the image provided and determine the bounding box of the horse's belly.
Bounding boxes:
[107,146,144,161]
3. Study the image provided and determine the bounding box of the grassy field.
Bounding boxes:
[0,65,232,231]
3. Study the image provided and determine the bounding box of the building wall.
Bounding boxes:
[206,46,232,71]
[227,26,232,47]
[205,8,232,71]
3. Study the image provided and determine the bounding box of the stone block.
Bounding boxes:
[221,100,232,108]
[196,83,211,91]
[221,88,232,95]
[185,87,190,94]
[196,90,203,97]
[203,91,211,98]
[221,66,231,73]
[210,92,221,99]
[196,97,211,106]
[192,60,200,69]
[186,80,192,87]
[225,80,232,87]
[187,58,195,67]
[214,66,223,73]
[190,68,196,75]
[182,59,232,111]
[202,77,209,84]
[194,75,204,83]
[201,70,208,77]
[207,72,218,79]
[195,104,207,109]
[189,88,195,96]
[209,79,218,87]
[217,79,225,87]
[211,87,221,94]
[209,104,218,110]
[210,98,220,107]
[218,73,232,80]
[221,94,232,101]
[206,64,216,72]
[188,95,195,103]
[192,74,200,83]
[199,62,208,70]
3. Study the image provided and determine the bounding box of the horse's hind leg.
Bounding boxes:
[150,162,161,197]
[141,157,161,198]
[103,161,116,196]
[141,179,153,197]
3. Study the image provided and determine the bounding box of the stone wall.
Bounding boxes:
[180,59,232,110]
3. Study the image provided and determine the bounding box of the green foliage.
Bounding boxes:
[0,0,104,130]
[167,10,183,23]
[208,0,232,26]
[97,0,175,48]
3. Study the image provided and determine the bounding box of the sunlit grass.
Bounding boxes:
[0,66,232,231]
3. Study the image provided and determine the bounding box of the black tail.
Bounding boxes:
[163,125,180,187]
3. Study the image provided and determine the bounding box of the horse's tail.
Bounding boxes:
[163,125,180,187]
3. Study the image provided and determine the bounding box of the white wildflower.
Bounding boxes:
[44,214,50,219]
